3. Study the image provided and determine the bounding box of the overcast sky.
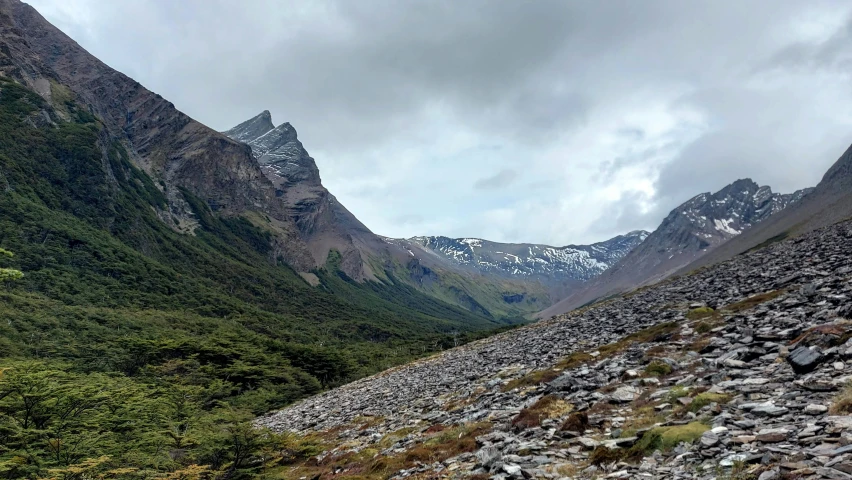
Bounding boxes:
[28,0,852,245]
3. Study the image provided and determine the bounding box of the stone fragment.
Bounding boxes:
[610,386,638,403]
[756,428,789,443]
[804,404,828,415]
[700,431,720,447]
[751,404,789,416]
[787,346,825,374]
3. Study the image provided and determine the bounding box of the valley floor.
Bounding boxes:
[258,218,852,479]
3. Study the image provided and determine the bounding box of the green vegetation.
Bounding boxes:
[686,306,715,320]
[644,360,673,377]
[501,368,561,392]
[667,386,690,403]
[688,392,731,413]
[722,290,784,313]
[590,421,710,466]
[695,321,716,334]
[0,248,23,284]
[275,422,491,480]
[630,422,709,454]
[0,79,515,477]
[388,260,549,319]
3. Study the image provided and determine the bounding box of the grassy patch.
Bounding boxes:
[686,306,715,320]
[501,368,561,392]
[644,360,673,377]
[830,384,852,415]
[285,422,491,479]
[694,321,718,334]
[597,322,681,359]
[630,422,709,455]
[556,351,595,370]
[377,426,419,449]
[722,290,784,313]
[277,433,328,465]
[667,386,689,403]
[443,388,485,411]
[589,446,626,466]
[688,392,731,413]
[512,395,573,430]
[620,405,666,438]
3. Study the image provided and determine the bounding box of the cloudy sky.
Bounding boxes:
[29,0,852,245]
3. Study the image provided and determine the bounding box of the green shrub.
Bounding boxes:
[644,360,673,377]
[689,392,731,412]
[630,422,709,454]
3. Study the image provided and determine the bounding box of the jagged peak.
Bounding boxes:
[252,120,299,146]
[223,110,275,142]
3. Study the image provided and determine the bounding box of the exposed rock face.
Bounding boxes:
[540,179,812,317]
[259,217,852,479]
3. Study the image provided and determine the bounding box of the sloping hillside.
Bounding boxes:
[257,216,852,480]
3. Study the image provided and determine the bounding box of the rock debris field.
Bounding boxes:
[259,219,852,480]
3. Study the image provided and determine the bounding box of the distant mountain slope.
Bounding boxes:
[679,141,852,273]
[539,179,812,317]
[387,230,648,285]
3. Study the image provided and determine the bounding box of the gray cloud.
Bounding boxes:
[28,0,852,245]
[474,169,517,190]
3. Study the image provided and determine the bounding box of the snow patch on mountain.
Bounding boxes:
[390,231,649,283]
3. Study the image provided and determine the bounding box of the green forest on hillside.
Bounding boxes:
[0,79,516,478]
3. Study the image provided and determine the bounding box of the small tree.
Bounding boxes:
[0,248,23,285]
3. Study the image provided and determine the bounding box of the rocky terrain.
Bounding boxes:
[541,179,813,318]
[260,216,852,479]
[386,231,648,289]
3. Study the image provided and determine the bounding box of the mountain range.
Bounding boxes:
[3,0,852,475]
[0,0,839,325]
[221,110,655,317]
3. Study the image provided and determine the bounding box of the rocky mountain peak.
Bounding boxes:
[222,110,275,144]
[665,179,809,242]
[539,178,812,318]
[224,112,320,188]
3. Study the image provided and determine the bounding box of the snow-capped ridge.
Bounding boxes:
[391,231,650,283]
